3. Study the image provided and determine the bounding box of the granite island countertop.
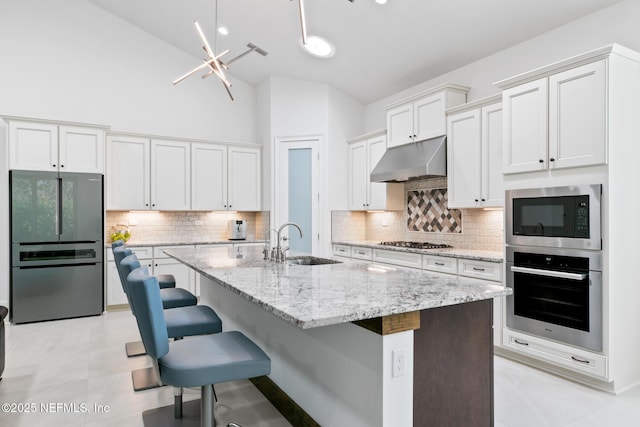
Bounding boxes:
[164,246,511,330]
[106,239,266,248]
[333,240,503,262]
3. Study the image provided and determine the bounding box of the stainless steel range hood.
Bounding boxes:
[370,135,447,183]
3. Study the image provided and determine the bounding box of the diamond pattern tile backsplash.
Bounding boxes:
[407,189,462,233]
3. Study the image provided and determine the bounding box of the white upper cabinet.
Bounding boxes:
[348,131,403,211]
[107,136,190,210]
[107,135,150,210]
[499,59,607,174]
[447,96,503,208]
[191,143,228,210]
[191,143,261,211]
[151,139,191,211]
[548,60,607,169]
[108,135,261,212]
[227,146,261,211]
[385,84,469,148]
[7,119,105,173]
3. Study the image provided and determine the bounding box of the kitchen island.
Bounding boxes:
[164,246,511,426]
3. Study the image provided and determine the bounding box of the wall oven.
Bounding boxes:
[506,245,602,352]
[505,185,601,250]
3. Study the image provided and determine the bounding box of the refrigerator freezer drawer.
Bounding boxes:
[11,263,103,323]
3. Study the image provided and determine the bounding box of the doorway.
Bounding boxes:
[274,136,320,254]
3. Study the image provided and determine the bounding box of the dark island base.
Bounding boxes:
[414,299,494,427]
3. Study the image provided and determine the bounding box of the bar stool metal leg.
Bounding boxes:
[201,385,214,427]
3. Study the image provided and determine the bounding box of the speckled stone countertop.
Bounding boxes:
[164,246,511,330]
[333,241,503,263]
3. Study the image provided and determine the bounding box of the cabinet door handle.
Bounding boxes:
[474,199,479,202]
[549,158,555,162]
[472,267,486,272]
[539,159,544,163]
[52,164,57,167]
[514,339,529,346]
[571,356,591,364]
[435,262,445,266]
[481,198,486,202]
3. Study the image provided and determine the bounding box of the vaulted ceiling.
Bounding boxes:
[87,0,622,104]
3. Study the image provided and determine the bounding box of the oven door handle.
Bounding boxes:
[510,266,587,281]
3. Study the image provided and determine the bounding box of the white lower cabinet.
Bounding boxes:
[503,329,608,380]
[106,260,127,306]
[458,259,503,282]
[372,249,422,269]
[423,254,458,275]
[153,246,195,295]
[351,247,373,261]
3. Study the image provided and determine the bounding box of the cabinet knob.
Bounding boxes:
[475,199,479,202]
[229,205,232,208]
[481,198,486,202]
[145,203,149,207]
[52,164,56,167]
[413,134,417,138]
[152,204,155,207]
[549,158,555,162]
[60,165,64,168]
[538,159,544,163]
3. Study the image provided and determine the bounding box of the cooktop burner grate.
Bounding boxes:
[379,241,453,249]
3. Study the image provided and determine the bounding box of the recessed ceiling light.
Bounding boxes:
[301,35,334,58]
[375,0,387,4]
[217,26,228,36]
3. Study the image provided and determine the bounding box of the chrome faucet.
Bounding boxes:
[275,222,303,263]
[263,228,278,260]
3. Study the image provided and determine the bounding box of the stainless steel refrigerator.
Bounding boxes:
[10,170,104,323]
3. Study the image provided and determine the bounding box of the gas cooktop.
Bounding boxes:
[379,241,453,249]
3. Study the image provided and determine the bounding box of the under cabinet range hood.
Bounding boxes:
[370,135,447,183]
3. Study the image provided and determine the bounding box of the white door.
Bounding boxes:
[275,137,319,255]
[59,125,105,174]
[414,92,446,141]
[447,109,481,208]
[366,135,390,210]
[191,143,228,210]
[151,139,191,210]
[548,60,607,170]
[8,121,58,171]
[386,103,414,147]
[228,146,262,211]
[502,78,548,174]
[481,103,503,207]
[348,140,367,210]
[106,135,150,210]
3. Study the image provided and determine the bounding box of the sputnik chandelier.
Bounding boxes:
[174,0,362,99]
[172,0,268,101]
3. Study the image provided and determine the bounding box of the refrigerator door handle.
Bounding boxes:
[57,177,63,236]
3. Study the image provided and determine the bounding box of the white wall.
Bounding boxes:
[364,0,640,132]
[0,0,258,309]
[260,76,363,255]
[0,0,257,142]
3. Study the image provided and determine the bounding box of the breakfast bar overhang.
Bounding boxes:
[164,246,511,427]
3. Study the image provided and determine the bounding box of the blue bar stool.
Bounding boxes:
[113,244,195,358]
[119,253,223,392]
[126,267,270,427]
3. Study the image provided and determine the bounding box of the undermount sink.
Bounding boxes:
[285,256,342,266]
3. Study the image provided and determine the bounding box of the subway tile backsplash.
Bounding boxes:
[105,211,270,244]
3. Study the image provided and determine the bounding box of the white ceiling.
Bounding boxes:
[87,0,621,104]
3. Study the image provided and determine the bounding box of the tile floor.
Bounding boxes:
[1,310,639,426]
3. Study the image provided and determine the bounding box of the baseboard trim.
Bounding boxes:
[250,376,319,427]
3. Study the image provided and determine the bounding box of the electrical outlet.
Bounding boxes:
[392,349,405,377]
[195,220,204,226]
[382,220,388,227]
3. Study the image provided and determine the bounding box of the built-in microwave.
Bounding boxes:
[505,185,601,250]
